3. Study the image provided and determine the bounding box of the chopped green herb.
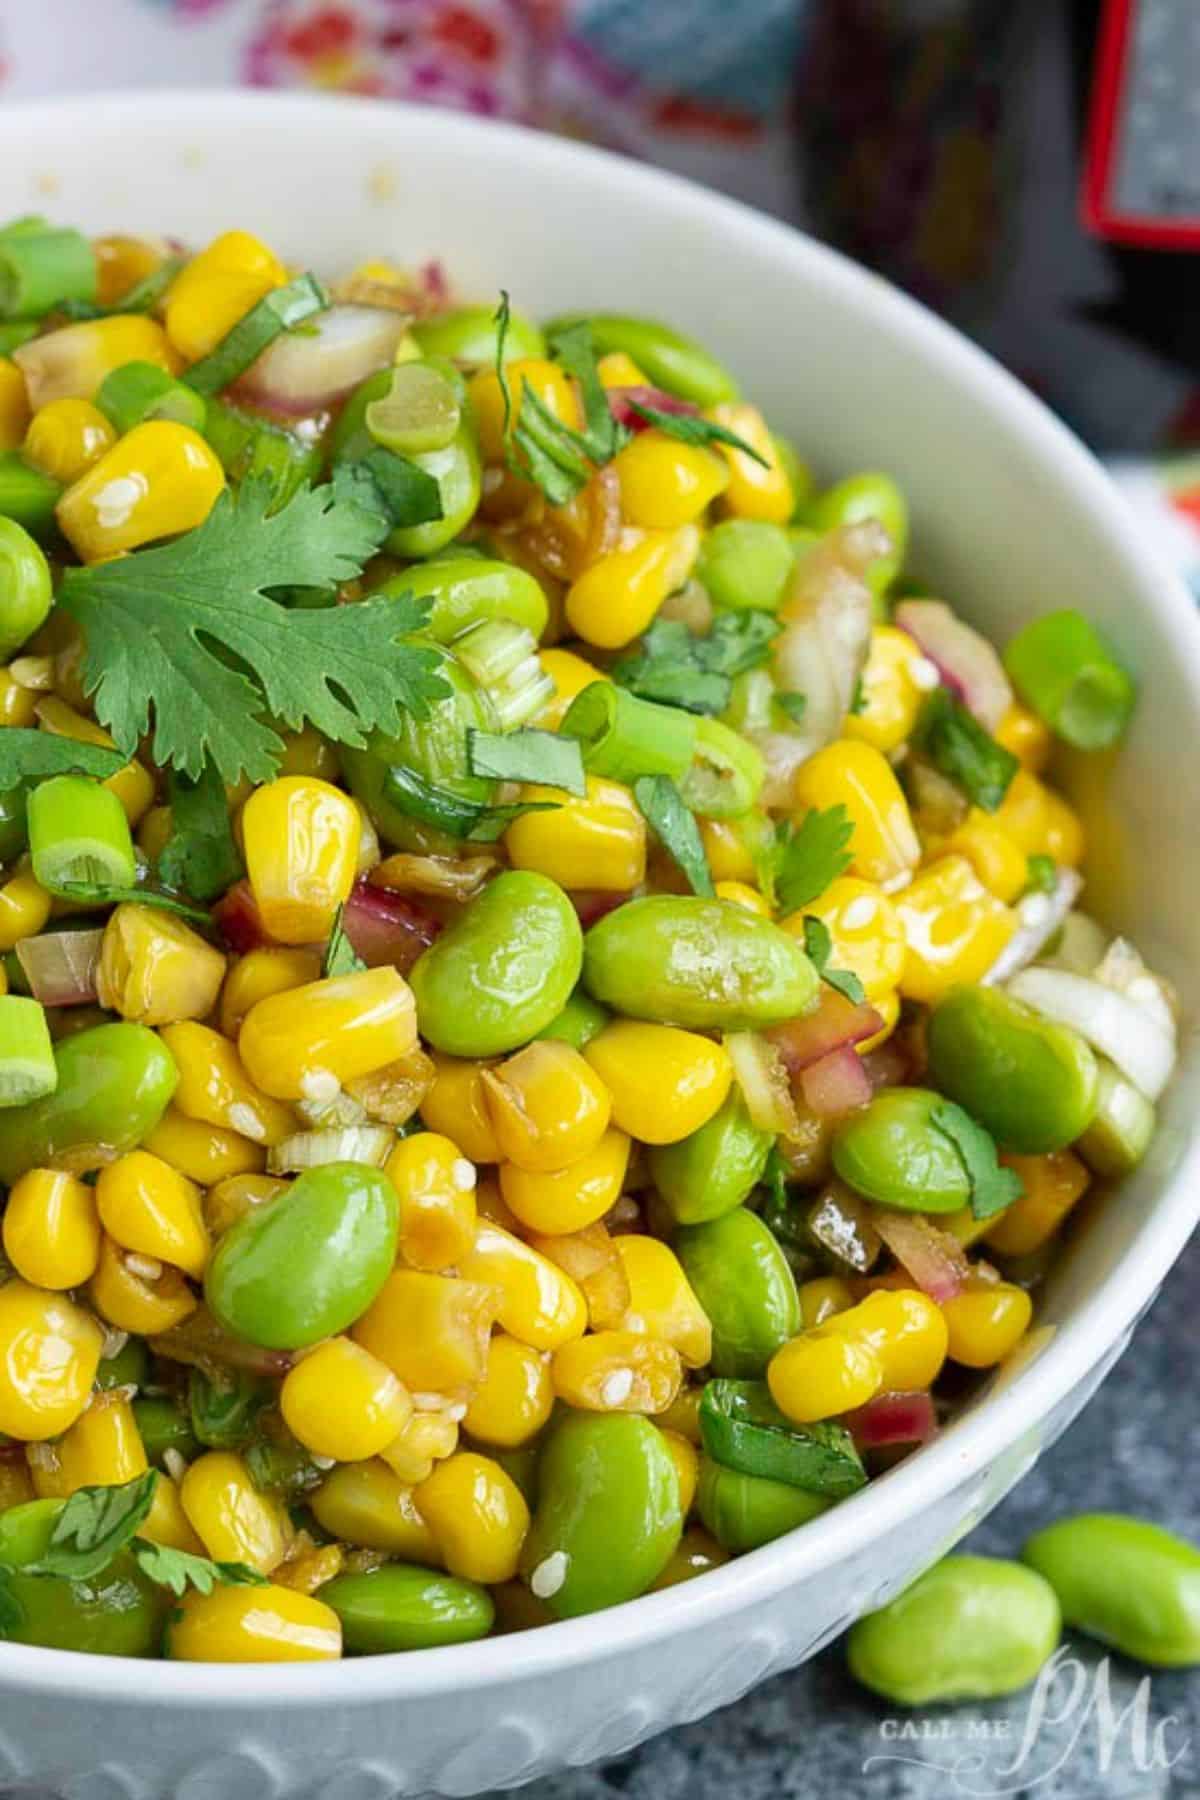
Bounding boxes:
[626,401,769,468]
[0,731,123,788]
[467,727,586,796]
[772,804,855,914]
[920,689,1018,813]
[323,903,366,978]
[26,1470,157,1581]
[611,613,779,716]
[158,759,243,902]
[931,1100,1024,1221]
[130,1541,268,1599]
[801,915,867,1005]
[633,774,713,896]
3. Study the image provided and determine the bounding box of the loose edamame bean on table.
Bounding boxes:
[0,212,1164,1665]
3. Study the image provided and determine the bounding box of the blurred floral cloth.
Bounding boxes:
[2,0,1199,593]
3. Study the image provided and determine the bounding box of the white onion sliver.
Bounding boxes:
[267,1125,393,1175]
[894,598,1012,730]
[983,868,1082,985]
[237,305,408,413]
[1007,967,1175,1102]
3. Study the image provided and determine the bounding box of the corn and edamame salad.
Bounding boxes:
[0,218,1175,1663]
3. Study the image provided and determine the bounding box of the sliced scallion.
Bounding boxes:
[0,993,57,1107]
[1003,610,1135,750]
[27,774,137,896]
[559,682,698,784]
[182,272,329,397]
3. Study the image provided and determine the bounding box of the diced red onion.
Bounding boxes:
[605,385,701,429]
[800,1043,873,1117]
[847,1390,938,1450]
[768,987,884,1074]
[894,599,1012,730]
[725,1030,799,1135]
[983,867,1082,985]
[870,1208,969,1302]
[213,880,267,954]
[342,878,440,975]
[569,889,630,929]
[15,929,103,1006]
[234,305,408,415]
[1008,966,1175,1101]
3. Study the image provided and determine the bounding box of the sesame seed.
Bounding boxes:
[530,1552,569,1599]
[601,1368,634,1407]
[842,895,877,929]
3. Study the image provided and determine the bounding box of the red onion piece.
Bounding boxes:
[605,385,701,429]
[768,988,883,1074]
[213,880,268,954]
[870,1208,970,1302]
[234,304,408,415]
[846,1389,938,1450]
[342,877,440,974]
[15,929,103,1006]
[894,599,1012,730]
[800,1043,873,1117]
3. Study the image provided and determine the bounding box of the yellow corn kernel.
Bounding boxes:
[32,695,156,828]
[165,230,288,361]
[241,777,361,945]
[142,1105,267,1185]
[700,817,757,884]
[659,1428,699,1517]
[767,1330,882,1424]
[942,1280,1033,1367]
[55,1391,147,1494]
[94,1148,210,1280]
[794,876,906,1002]
[482,1040,611,1174]
[204,1172,288,1240]
[537,649,609,729]
[498,1128,630,1236]
[353,1269,497,1395]
[23,398,115,484]
[415,1451,530,1584]
[97,902,226,1028]
[93,234,164,308]
[0,666,37,728]
[420,1054,502,1163]
[994,769,1084,867]
[0,356,30,451]
[385,1132,477,1271]
[238,967,418,1102]
[281,1336,412,1463]
[845,625,930,753]
[311,1460,441,1562]
[985,1150,1090,1258]
[218,946,321,1042]
[894,855,1017,1003]
[995,701,1052,774]
[552,1329,683,1415]
[524,1221,631,1331]
[272,1541,345,1595]
[459,1220,588,1350]
[470,357,582,465]
[2,1168,100,1290]
[565,525,700,649]
[652,1524,729,1590]
[597,351,648,388]
[615,1235,712,1368]
[0,1460,35,1512]
[792,740,920,891]
[0,870,52,950]
[0,1282,102,1440]
[168,1583,341,1664]
[656,1383,703,1446]
[141,1472,206,1554]
[710,403,794,523]
[612,431,729,528]
[180,1450,289,1574]
[938,808,1029,904]
[714,879,769,915]
[505,775,646,891]
[462,1334,553,1449]
[57,419,225,562]
[160,1021,296,1148]
[798,1275,856,1328]
[585,1021,732,1145]
[14,315,181,411]
[379,1409,460,1486]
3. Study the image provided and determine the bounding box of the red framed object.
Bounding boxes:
[1082,0,1200,248]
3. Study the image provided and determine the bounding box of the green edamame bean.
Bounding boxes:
[0,1497,164,1656]
[847,1555,1062,1705]
[189,1367,271,1450]
[319,1564,495,1652]
[521,1412,681,1618]
[410,871,582,1057]
[534,986,610,1052]
[96,1336,150,1392]
[204,1162,399,1350]
[650,1089,772,1224]
[582,896,819,1030]
[807,471,908,599]
[0,517,52,659]
[696,1456,831,1553]
[412,304,546,368]
[676,1208,800,1376]
[132,1395,199,1468]
[0,1021,178,1186]
[831,1087,973,1213]
[545,314,738,407]
[695,520,795,613]
[376,556,549,645]
[1022,1515,1200,1667]
[927,986,1099,1154]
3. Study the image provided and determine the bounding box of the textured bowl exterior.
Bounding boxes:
[0,92,1197,1800]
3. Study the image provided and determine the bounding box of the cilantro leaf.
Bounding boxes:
[323,902,366,977]
[466,728,586,796]
[612,613,779,716]
[332,446,444,531]
[801,914,867,1005]
[59,480,449,786]
[27,1470,157,1581]
[772,804,855,914]
[633,775,714,896]
[55,884,214,928]
[382,763,560,843]
[130,1541,268,1599]
[931,1101,1025,1221]
[627,401,769,467]
[158,760,243,903]
[0,1566,22,1639]
[919,689,1018,813]
[0,730,124,787]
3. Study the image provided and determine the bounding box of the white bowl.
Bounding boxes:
[0,89,1198,1800]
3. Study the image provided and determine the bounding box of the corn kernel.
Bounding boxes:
[463,1335,553,1450]
[894,855,1017,1003]
[994,769,1084,867]
[985,1150,1090,1257]
[142,1105,267,1184]
[385,1132,477,1271]
[57,420,225,562]
[537,649,609,729]
[793,875,906,1001]
[414,1450,530,1585]
[659,1427,699,1516]
[483,1040,611,1173]
[995,701,1052,773]
[798,1275,855,1328]
[615,1234,712,1368]
[203,1172,288,1239]
[241,777,360,945]
[0,870,52,950]
[523,1220,631,1330]
[0,356,30,451]
[792,740,920,890]
[89,1234,197,1336]
[710,403,793,523]
[97,902,226,1027]
[459,1220,588,1350]
[420,1054,502,1163]
[565,525,700,649]
[585,1020,732,1145]
[311,1460,440,1562]
[165,230,288,361]
[767,1330,882,1424]
[218,946,322,1041]
[942,1280,1033,1367]
[612,431,729,528]
[15,315,181,411]
[498,1128,630,1236]
[160,1021,296,1148]
[0,1281,102,1440]
[505,775,646,890]
[469,357,581,465]
[937,808,1029,904]
[168,1583,341,1663]
[281,1336,412,1463]
[714,879,769,915]
[55,1391,147,1495]
[95,1149,210,1280]
[845,625,929,753]
[24,397,115,484]
[552,1329,683,1414]
[379,1410,460,1486]
[353,1269,497,1396]
[180,1450,289,1574]
[239,967,418,1102]
[2,1168,100,1290]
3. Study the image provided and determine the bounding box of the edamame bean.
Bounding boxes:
[412,305,546,368]
[0,1021,178,1186]
[650,1090,772,1224]
[132,1395,199,1468]
[0,1498,164,1656]
[582,896,819,1030]
[546,314,739,407]
[831,1087,974,1213]
[1022,1515,1200,1667]
[534,986,610,1052]
[676,1208,800,1376]
[847,1555,1062,1705]
[376,556,549,645]
[807,472,907,599]
[520,1412,682,1617]
[927,986,1099,1154]
[695,520,795,613]
[318,1564,495,1652]
[0,517,52,659]
[204,1162,400,1350]
[410,871,583,1057]
[696,1457,831,1553]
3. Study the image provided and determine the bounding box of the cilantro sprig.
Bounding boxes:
[611,613,779,716]
[931,1101,1025,1221]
